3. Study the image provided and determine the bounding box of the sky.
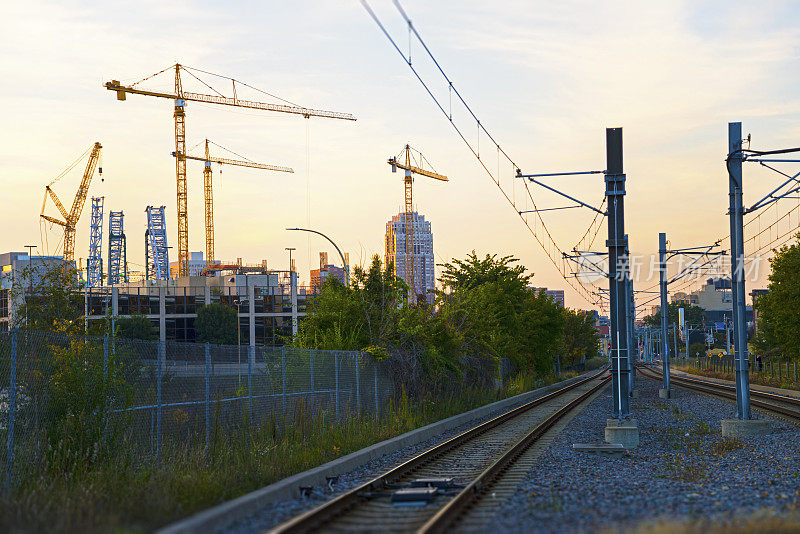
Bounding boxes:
[2,0,799,314]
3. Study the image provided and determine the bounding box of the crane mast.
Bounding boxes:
[105,63,354,277]
[173,139,294,267]
[40,142,103,262]
[388,145,447,304]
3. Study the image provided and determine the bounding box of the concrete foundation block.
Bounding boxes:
[721,419,771,438]
[659,388,671,399]
[605,421,639,448]
[606,418,637,428]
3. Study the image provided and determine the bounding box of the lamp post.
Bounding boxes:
[286,228,349,286]
[285,247,296,273]
[23,245,36,330]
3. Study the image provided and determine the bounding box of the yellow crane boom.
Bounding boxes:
[388,144,447,304]
[40,142,102,262]
[106,64,355,276]
[173,139,294,267]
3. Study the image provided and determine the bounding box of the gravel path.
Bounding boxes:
[492,374,800,533]
[222,377,591,534]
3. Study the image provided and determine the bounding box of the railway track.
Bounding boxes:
[270,369,611,533]
[638,365,800,422]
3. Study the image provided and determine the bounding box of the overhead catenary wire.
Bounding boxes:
[360,0,603,306]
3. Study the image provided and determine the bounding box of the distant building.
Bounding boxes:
[688,278,733,311]
[671,291,690,305]
[385,211,435,304]
[0,252,76,330]
[170,251,207,278]
[530,287,565,307]
[310,252,347,292]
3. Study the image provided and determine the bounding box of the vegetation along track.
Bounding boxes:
[639,365,800,422]
[270,369,611,533]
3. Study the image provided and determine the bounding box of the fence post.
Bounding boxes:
[157,340,164,464]
[771,361,774,378]
[103,333,109,380]
[248,345,253,423]
[373,359,379,419]
[355,353,360,415]
[281,346,287,414]
[310,349,315,395]
[205,343,211,456]
[6,331,17,492]
[795,362,797,383]
[335,352,340,422]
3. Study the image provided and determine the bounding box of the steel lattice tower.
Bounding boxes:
[146,206,170,280]
[108,210,127,285]
[87,196,104,287]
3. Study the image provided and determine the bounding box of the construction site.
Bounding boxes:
[1,63,365,343]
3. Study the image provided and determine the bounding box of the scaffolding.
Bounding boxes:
[146,205,170,280]
[108,210,127,285]
[87,196,104,287]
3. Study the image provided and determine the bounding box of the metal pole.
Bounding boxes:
[355,353,361,414]
[157,340,164,463]
[729,122,752,419]
[335,351,340,422]
[248,345,253,422]
[672,324,678,361]
[659,233,670,394]
[686,324,690,362]
[374,362,379,419]
[310,349,315,395]
[282,346,287,413]
[103,333,109,380]
[205,342,210,455]
[6,331,17,492]
[606,127,630,419]
[625,275,635,394]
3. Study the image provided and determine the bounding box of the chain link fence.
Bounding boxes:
[0,330,391,491]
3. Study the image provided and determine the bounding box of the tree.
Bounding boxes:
[10,262,84,333]
[643,301,704,328]
[195,303,238,345]
[116,314,157,340]
[559,308,600,368]
[752,235,800,361]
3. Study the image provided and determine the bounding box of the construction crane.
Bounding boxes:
[87,197,104,287]
[105,63,356,277]
[40,142,103,263]
[173,139,293,268]
[388,144,448,304]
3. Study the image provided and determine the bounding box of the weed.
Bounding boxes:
[667,453,708,483]
[712,436,744,455]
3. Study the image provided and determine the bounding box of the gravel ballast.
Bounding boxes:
[221,375,595,534]
[492,374,800,533]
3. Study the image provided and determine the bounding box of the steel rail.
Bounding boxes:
[419,374,611,533]
[638,366,800,421]
[271,368,609,533]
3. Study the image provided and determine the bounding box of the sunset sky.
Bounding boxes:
[2,1,799,313]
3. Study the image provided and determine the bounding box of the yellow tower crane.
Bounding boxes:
[388,144,447,304]
[40,142,103,262]
[173,139,294,267]
[105,63,355,277]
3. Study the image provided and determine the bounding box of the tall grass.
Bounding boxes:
[0,370,578,533]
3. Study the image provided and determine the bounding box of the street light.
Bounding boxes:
[285,247,296,273]
[286,228,349,286]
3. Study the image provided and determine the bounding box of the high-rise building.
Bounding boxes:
[530,287,565,307]
[385,211,435,304]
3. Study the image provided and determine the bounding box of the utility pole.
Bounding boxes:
[606,128,630,419]
[658,232,671,397]
[626,276,635,394]
[728,122,751,420]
